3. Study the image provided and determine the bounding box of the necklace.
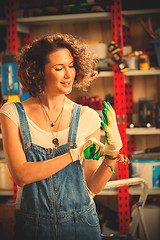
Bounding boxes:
[38,95,65,148]
[38,96,65,127]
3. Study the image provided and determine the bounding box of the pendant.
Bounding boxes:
[52,138,59,148]
[51,122,55,127]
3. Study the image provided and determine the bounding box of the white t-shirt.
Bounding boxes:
[0,102,101,149]
[0,102,101,208]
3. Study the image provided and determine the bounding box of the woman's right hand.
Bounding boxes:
[70,137,105,161]
[0,113,77,186]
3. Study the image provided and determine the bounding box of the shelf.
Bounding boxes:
[125,69,160,76]
[99,186,160,196]
[98,69,160,78]
[126,127,160,135]
[0,190,13,196]
[0,8,160,26]
[98,71,113,77]
[0,12,111,25]
[101,128,160,136]
[129,186,160,195]
[101,120,160,136]
[122,8,160,16]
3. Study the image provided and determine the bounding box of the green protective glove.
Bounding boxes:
[101,101,123,155]
[82,142,103,160]
[70,137,105,161]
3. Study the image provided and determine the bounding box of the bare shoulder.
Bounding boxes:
[65,97,86,116]
[80,105,98,116]
[81,105,86,115]
[21,97,39,114]
[21,97,37,107]
[65,97,74,112]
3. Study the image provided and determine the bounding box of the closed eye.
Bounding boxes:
[69,63,75,68]
[69,61,75,68]
[53,62,75,71]
[69,65,75,68]
[54,65,63,71]
[55,67,62,71]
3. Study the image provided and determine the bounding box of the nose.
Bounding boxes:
[64,68,72,78]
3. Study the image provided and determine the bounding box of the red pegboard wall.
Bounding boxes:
[123,24,132,47]
[5,0,33,204]
[125,77,133,126]
[23,31,32,46]
[110,0,130,234]
[5,0,18,204]
[6,0,18,54]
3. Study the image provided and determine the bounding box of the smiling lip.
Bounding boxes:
[60,81,72,87]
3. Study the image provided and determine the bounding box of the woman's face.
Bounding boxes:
[44,48,76,96]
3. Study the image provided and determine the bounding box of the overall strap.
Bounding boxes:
[14,102,32,146]
[68,103,81,148]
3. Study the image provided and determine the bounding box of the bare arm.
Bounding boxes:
[0,114,72,187]
[83,128,117,195]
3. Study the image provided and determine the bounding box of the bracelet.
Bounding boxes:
[105,153,120,160]
[105,153,130,165]
[103,159,115,173]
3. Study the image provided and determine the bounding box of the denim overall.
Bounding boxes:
[13,102,101,240]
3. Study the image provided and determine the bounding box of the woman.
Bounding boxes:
[0,33,122,240]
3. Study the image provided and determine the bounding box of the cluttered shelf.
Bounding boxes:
[0,12,110,26]
[126,127,160,135]
[0,190,13,196]
[99,186,160,196]
[124,69,160,76]
[98,177,160,196]
[0,8,160,26]
[100,128,160,137]
[98,69,160,78]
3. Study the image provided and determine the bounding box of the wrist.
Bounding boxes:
[69,150,74,162]
[70,149,78,162]
[105,153,131,165]
[70,148,81,162]
[103,159,116,173]
[105,153,120,160]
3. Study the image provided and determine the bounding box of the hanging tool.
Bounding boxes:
[108,41,129,72]
[139,16,156,39]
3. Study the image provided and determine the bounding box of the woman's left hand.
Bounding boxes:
[101,101,123,155]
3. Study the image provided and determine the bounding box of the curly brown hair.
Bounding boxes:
[17,33,99,97]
